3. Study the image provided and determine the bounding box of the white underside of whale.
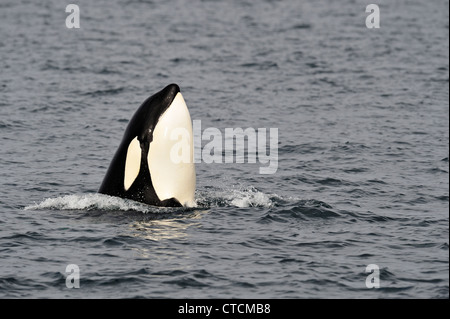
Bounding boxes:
[147,92,196,206]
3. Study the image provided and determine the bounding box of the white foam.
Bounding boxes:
[24,186,275,212]
[229,188,274,208]
[24,193,154,212]
[195,185,275,208]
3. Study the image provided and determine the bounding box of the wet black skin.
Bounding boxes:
[98,84,182,207]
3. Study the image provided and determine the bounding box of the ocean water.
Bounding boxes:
[0,0,448,298]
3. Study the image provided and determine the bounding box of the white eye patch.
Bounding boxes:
[124,137,141,191]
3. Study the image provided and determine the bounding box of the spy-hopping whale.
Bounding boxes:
[98,84,196,207]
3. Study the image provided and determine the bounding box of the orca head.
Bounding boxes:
[118,83,196,207]
[125,83,181,146]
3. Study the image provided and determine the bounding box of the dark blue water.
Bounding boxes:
[0,0,448,298]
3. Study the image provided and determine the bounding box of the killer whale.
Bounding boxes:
[98,84,196,207]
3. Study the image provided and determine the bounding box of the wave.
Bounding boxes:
[24,193,154,212]
[24,186,276,213]
[195,185,275,208]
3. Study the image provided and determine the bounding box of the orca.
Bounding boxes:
[98,84,196,207]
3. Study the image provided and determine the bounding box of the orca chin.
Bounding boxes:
[98,84,196,207]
